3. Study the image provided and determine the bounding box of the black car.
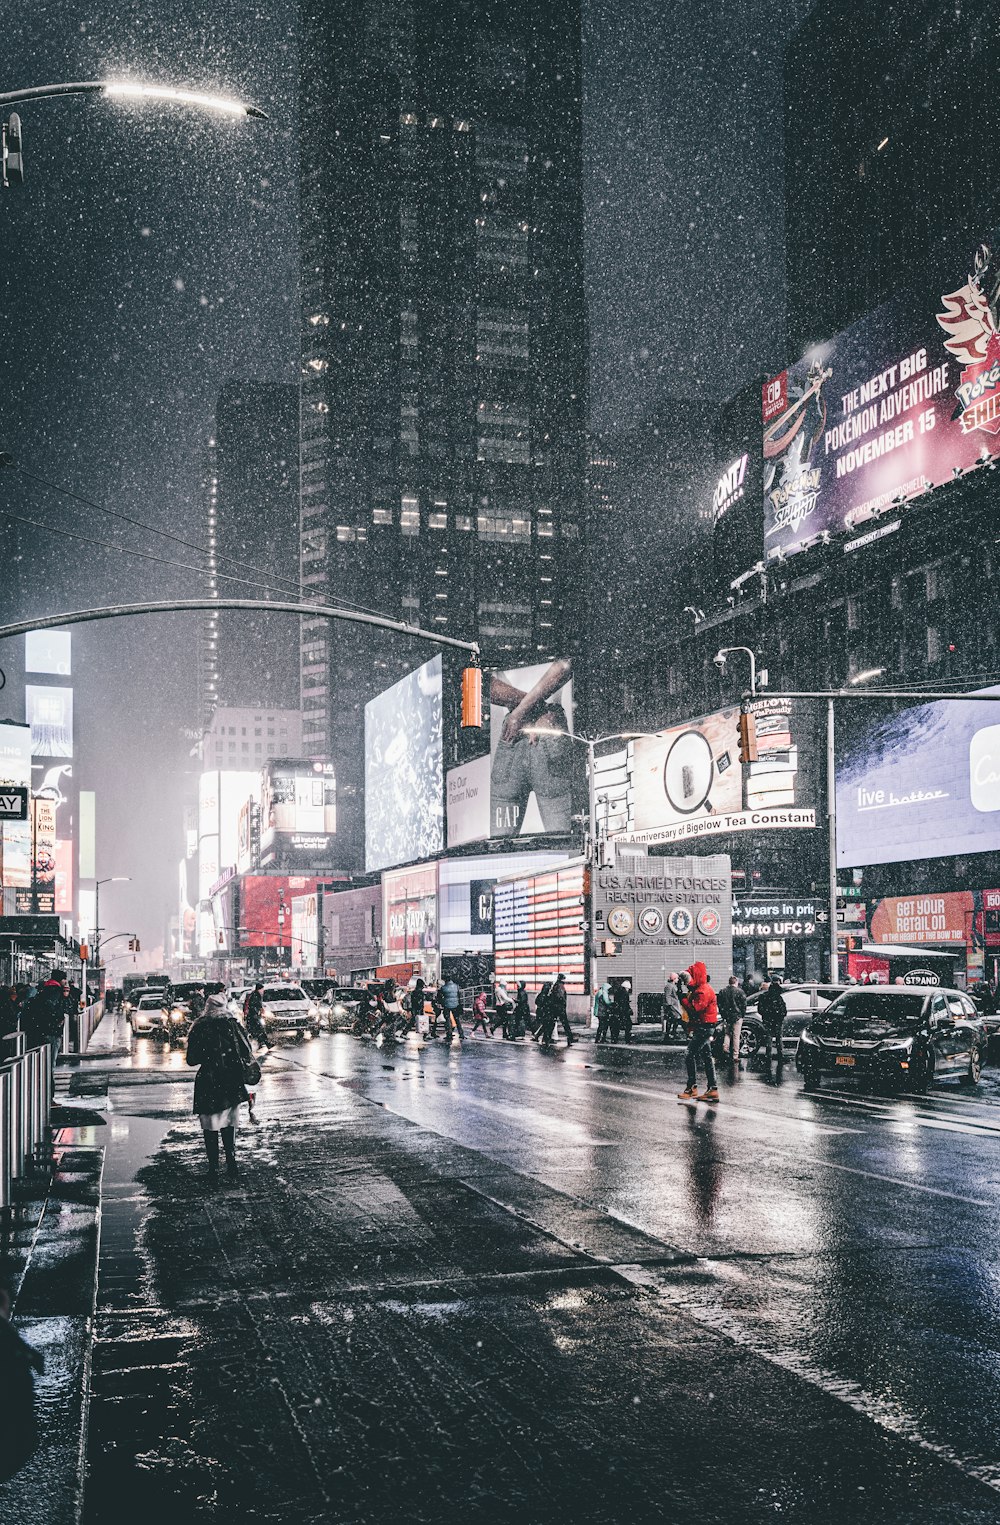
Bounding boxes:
[798,987,985,1093]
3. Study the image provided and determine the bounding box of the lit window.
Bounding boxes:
[373,507,393,525]
[429,512,447,530]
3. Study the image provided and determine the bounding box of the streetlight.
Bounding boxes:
[0,79,267,117]
[522,727,643,867]
[94,877,131,972]
[1,78,267,189]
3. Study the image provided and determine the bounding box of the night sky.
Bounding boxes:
[0,0,813,956]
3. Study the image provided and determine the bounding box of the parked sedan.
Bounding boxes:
[798,987,984,1093]
[728,984,851,1059]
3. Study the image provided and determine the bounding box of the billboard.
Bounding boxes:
[608,698,818,847]
[25,630,71,676]
[260,760,336,863]
[835,688,1000,867]
[198,769,258,901]
[291,892,319,966]
[26,685,73,757]
[382,862,439,985]
[365,656,444,872]
[763,241,1000,561]
[493,861,586,994]
[237,874,319,949]
[869,892,973,947]
[0,720,32,892]
[713,380,764,586]
[447,658,579,847]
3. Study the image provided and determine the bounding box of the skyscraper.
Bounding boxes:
[199,382,300,730]
[298,0,588,853]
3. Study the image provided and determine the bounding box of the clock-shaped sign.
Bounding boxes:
[607,907,634,936]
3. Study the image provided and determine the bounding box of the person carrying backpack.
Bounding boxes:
[758,977,788,1071]
[533,981,552,1040]
[593,981,614,1044]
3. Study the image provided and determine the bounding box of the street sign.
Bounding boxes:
[0,785,28,821]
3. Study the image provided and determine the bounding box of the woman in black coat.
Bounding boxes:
[186,987,254,1179]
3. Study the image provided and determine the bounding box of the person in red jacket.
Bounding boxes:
[678,961,720,1103]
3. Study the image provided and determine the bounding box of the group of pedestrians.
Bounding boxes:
[592,979,634,1043]
[0,970,82,1078]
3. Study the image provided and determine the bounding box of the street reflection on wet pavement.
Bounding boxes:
[73,1031,1000,1523]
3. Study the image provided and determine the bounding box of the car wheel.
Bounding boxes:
[741,1026,761,1059]
[803,1065,820,1092]
[961,1048,982,1086]
[909,1051,933,1094]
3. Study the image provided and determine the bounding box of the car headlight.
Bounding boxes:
[880,1038,914,1054]
[799,1029,819,1046]
[264,1007,275,1020]
[308,1005,320,1018]
[332,1003,346,1018]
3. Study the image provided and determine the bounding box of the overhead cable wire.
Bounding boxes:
[5,462,394,624]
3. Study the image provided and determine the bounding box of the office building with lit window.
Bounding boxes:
[297,0,588,856]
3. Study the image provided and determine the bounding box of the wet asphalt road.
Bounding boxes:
[69,1026,1000,1523]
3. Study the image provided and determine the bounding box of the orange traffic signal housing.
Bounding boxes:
[738,710,759,764]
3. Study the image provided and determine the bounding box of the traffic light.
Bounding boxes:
[128,936,141,952]
[2,113,24,187]
[80,943,90,962]
[737,709,758,764]
[461,664,483,729]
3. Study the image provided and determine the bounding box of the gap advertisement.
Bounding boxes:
[447,659,580,848]
[763,242,1000,561]
[835,688,1000,868]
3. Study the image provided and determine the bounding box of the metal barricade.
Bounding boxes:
[1,1057,26,1181]
[26,1047,43,1161]
[2,1028,25,1061]
[0,1067,11,1214]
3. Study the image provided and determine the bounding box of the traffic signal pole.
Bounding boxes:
[827,698,838,981]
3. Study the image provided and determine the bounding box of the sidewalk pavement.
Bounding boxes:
[0,1110,104,1525]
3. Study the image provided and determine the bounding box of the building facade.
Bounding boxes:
[298,0,588,853]
[784,0,998,355]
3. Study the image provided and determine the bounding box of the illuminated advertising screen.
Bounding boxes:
[199,770,258,899]
[382,862,439,985]
[291,892,319,966]
[25,630,72,676]
[238,875,320,949]
[447,658,580,848]
[365,657,444,872]
[26,685,73,757]
[606,698,819,846]
[835,687,1000,867]
[763,242,1000,561]
[260,760,337,862]
[493,862,586,994]
[712,380,764,587]
[0,720,32,891]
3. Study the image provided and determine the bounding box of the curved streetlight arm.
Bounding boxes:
[0,81,267,119]
[0,597,480,657]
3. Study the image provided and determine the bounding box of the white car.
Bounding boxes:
[259,984,324,1041]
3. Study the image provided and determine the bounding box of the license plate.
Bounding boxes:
[835,1055,855,1067]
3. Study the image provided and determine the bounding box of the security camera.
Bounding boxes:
[713,651,727,670]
